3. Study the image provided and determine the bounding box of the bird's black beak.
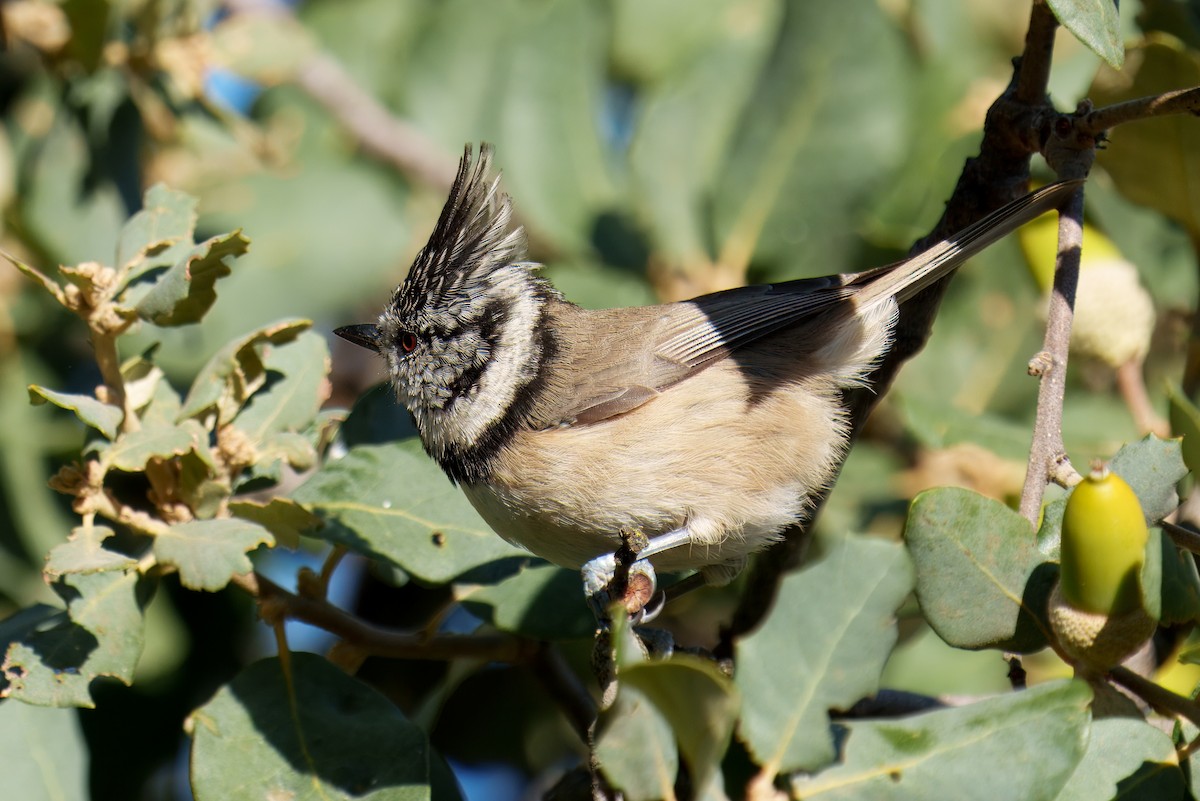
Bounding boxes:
[334,324,382,353]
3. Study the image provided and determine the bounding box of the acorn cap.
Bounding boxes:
[1048,581,1156,671]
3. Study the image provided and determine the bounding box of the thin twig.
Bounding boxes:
[1019,184,1085,524]
[221,0,458,191]
[92,332,136,434]
[1163,520,1200,555]
[1080,86,1200,135]
[231,571,538,662]
[1111,665,1200,729]
[233,570,597,742]
[1115,358,1169,437]
[293,53,460,190]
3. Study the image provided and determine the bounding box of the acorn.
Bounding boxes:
[1048,465,1155,671]
[1019,211,1155,369]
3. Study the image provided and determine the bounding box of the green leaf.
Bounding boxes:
[595,685,679,801]
[45,525,136,576]
[28,385,122,440]
[1055,717,1185,801]
[611,0,759,82]
[0,702,88,801]
[190,653,436,801]
[180,319,311,425]
[1157,526,1200,624]
[790,680,1092,799]
[232,330,331,442]
[256,431,318,473]
[153,519,274,592]
[1,570,145,708]
[1048,0,1123,68]
[23,115,124,267]
[228,497,322,550]
[340,383,418,448]
[460,562,594,640]
[116,183,197,277]
[894,394,1035,463]
[100,423,196,472]
[60,0,108,70]
[1108,435,1188,524]
[494,1,619,254]
[1,249,66,304]
[626,0,779,270]
[1142,527,1165,622]
[1167,383,1200,476]
[712,0,910,282]
[293,442,527,583]
[736,534,913,775]
[1090,37,1200,238]
[401,0,617,255]
[178,449,230,520]
[130,230,251,326]
[299,0,426,96]
[620,656,739,799]
[907,487,1055,653]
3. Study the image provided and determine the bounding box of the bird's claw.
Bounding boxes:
[582,552,660,625]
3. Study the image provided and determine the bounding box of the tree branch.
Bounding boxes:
[1080,86,1200,135]
[722,5,1062,653]
[1015,1,1059,106]
[231,570,597,742]
[292,53,460,190]
[1111,665,1200,729]
[1019,183,1086,522]
[221,0,458,191]
[233,571,537,662]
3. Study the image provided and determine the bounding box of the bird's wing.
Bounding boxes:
[652,276,855,369]
[546,180,1080,426]
[543,277,855,425]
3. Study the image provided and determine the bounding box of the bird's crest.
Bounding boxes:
[390,144,527,318]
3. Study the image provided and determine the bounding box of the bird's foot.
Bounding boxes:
[582,529,664,625]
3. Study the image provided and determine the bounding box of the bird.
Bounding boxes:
[336,143,1076,614]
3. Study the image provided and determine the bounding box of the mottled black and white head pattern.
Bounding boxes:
[376,144,559,483]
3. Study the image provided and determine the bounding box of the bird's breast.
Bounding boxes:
[458,358,855,572]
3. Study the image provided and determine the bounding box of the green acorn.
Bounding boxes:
[1049,465,1155,670]
[1019,212,1155,369]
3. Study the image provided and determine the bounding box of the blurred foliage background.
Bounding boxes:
[0,0,1198,798]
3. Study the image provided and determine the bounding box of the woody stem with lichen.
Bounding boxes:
[92,329,137,434]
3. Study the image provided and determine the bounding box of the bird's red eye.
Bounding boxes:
[400,332,418,353]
